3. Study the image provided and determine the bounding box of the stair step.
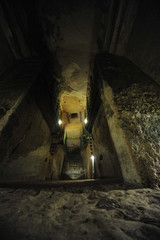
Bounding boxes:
[61,151,85,180]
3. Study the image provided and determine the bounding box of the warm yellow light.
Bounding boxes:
[91,155,95,161]
[84,118,88,124]
[58,119,62,125]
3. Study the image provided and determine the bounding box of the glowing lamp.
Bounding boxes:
[84,118,88,124]
[91,155,95,161]
[58,119,62,126]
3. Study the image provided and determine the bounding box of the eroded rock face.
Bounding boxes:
[114,84,160,187]
[92,104,122,179]
[94,53,160,186]
[0,61,53,181]
[96,0,160,85]
[38,0,96,114]
[0,186,160,240]
[0,94,51,180]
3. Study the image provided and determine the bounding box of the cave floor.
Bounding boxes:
[0,183,160,240]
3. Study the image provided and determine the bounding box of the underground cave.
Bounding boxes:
[0,0,160,239]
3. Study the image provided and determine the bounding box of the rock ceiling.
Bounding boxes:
[59,1,96,114]
[38,0,96,114]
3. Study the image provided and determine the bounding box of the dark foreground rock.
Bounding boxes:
[0,186,160,240]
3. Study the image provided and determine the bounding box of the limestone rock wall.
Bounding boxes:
[92,104,122,179]
[0,88,51,181]
[0,1,32,75]
[114,84,160,186]
[97,53,160,186]
[45,144,64,180]
[0,59,56,181]
[97,0,160,85]
[125,0,160,85]
[102,84,142,185]
[81,144,92,179]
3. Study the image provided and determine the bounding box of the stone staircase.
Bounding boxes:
[61,149,85,180]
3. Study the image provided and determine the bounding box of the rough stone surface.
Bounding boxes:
[97,0,160,85]
[0,61,51,181]
[114,83,160,186]
[51,144,65,180]
[0,105,50,181]
[125,0,160,85]
[38,0,97,113]
[0,186,160,240]
[95,55,160,185]
[81,144,92,179]
[92,104,122,179]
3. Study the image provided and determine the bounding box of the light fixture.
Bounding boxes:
[91,155,95,161]
[84,118,88,124]
[91,155,95,179]
[58,119,62,126]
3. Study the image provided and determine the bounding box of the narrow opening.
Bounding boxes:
[71,113,78,118]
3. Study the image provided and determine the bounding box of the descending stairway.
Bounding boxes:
[61,148,85,180]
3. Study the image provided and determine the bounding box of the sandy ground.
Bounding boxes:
[0,184,160,240]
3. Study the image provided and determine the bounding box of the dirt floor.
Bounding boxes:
[0,183,160,240]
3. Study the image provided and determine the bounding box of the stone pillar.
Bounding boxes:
[101,81,142,185]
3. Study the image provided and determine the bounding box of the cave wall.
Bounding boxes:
[0,53,64,181]
[0,56,60,181]
[124,0,160,85]
[0,1,32,75]
[51,144,65,180]
[35,72,59,133]
[96,53,160,187]
[0,85,51,181]
[0,0,63,181]
[92,104,122,179]
[81,144,92,179]
[0,24,15,75]
[97,0,160,85]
